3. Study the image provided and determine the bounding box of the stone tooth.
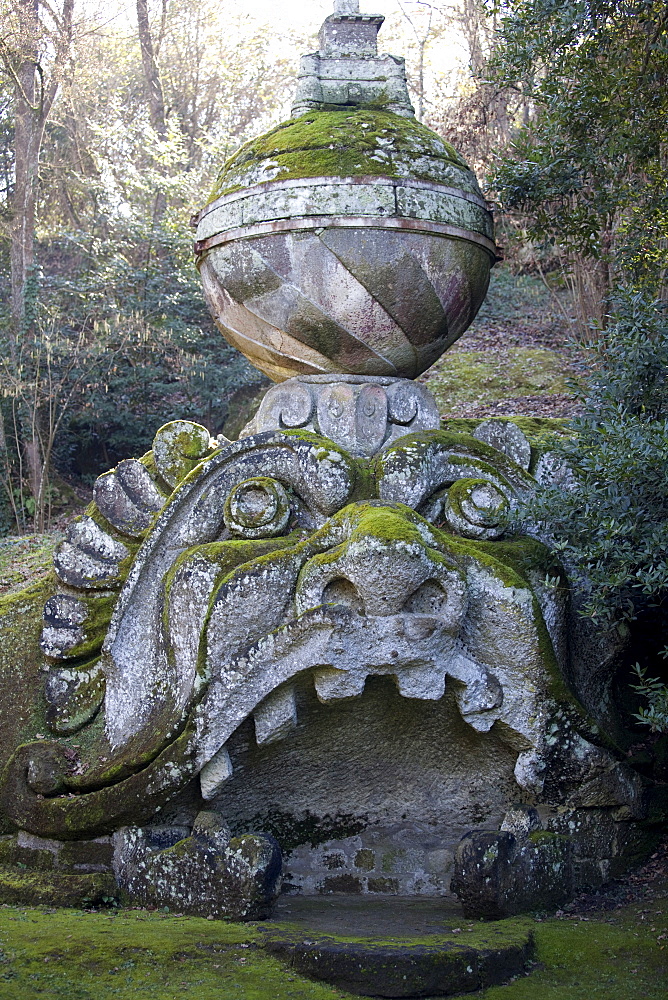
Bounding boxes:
[313,667,366,703]
[199,745,233,800]
[393,665,446,700]
[254,685,298,745]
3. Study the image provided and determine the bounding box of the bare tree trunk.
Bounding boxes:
[136,0,167,137]
[4,0,75,529]
[136,0,167,220]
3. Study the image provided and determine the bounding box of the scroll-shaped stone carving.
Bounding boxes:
[377,430,533,513]
[441,478,510,540]
[223,477,291,539]
[246,375,440,457]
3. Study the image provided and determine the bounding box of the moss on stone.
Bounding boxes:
[0,578,54,810]
[209,108,473,201]
[0,866,118,909]
[232,808,367,853]
[527,830,570,846]
[440,416,573,471]
[138,449,174,497]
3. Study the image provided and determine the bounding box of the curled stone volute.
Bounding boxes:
[242,375,440,458]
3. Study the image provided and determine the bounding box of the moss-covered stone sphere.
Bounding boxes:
[195,109,497,383]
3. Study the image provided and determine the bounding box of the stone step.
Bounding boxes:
[263,895,535,997]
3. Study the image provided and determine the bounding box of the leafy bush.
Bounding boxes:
[525,292,668,729]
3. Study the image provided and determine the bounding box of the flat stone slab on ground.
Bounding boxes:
[272,893,465,937]
[265,895,535,997]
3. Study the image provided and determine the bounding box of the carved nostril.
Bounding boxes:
[322,577,365,615]
[403,579,449,615]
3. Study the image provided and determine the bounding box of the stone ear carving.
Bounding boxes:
[440,478,510,540]
[223,477,291,538]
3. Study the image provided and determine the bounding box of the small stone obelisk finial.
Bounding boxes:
[291,0,414,117]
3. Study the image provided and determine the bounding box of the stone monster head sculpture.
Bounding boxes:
[7,403,563,838]
[0,2,649,921]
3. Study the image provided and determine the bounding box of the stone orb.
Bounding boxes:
[195,109,498,382]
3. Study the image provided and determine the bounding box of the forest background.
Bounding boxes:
[0,0,666,583]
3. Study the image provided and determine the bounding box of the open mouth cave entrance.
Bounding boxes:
[202,672,519,898]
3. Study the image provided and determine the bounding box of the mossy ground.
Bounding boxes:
[422,268,580,420]
[0,535,61,597]
[0,889,664,1000]
[462,890,668,1000]
[426,348,569,414]
[0,906,350,1000]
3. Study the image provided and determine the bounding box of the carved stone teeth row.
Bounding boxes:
[199,663,453,799]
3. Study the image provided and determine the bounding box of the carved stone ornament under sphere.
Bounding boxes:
[193,1,498,382]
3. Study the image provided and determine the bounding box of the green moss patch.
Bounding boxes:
[0,905,351,1000]
[472,892,668,999]
[0,867,118,910]
[0,890,663,999]
[209,109,470,201]
[425,348,571,416]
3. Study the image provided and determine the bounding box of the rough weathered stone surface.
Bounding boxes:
[223,476,291,538]
[0,866,119,908]
[41,591,116,662]
[197,226,494,383]
[0,9,660,927]
[44,662,106,735]
[93,459,165,537]
[53,515,130,589]
[441,477,510,539]
[113,817,281,919]
[40,594,88,658]
[291,1,415,118]
[451,829,573,919]
[473,419,532,471]
[267,936,534,998]
[152,420,215,489]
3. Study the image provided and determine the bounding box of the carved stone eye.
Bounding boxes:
[223,477,291,538]
[442,478,509,539]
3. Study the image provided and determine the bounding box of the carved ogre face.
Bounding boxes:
[3,423,566,842]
